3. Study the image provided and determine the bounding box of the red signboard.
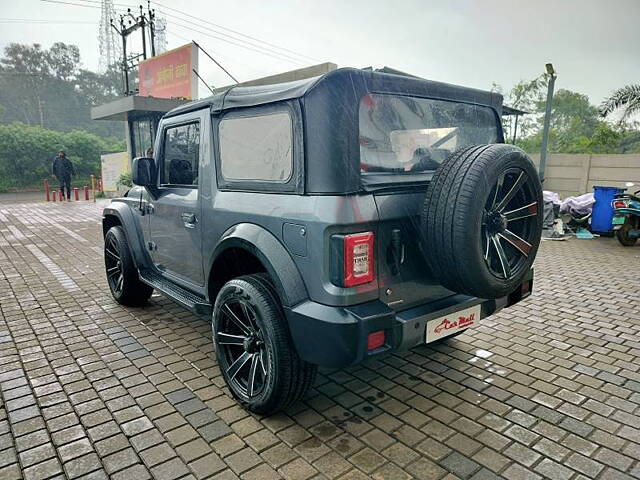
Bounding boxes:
[138,43,198,99]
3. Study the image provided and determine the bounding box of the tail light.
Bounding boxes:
[331,232,375,287]
[367,330,385,350]
[613,200,628,209]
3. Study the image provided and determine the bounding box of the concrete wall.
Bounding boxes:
[529,153,640,198]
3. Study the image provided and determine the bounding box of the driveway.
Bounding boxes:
[0,200,639,480]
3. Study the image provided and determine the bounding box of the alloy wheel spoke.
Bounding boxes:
[239,302,254,327]
[107,269,120,281]
[116,274,124,292]
[490,172,506,210]
[227,351,252,381]
[504,201,538,222]
[217,332,246,346]
[491,235,511,278]
[105,248,120,261]
[484,231,492,261]
[223,304,251,335]
[498,230,532,257]
[259,349,267,376]
[495,171,527,212]
[247,354,259,397]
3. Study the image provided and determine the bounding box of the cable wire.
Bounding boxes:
[70,0,318,65]
[161,15,307,67]
[153,0,320,63]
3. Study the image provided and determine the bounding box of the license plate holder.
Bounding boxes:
[425,304,481,343]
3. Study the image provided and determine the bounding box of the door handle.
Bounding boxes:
[182,212,197,228]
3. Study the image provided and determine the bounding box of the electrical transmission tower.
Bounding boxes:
[154,16,167,54]
[99,0,122,72]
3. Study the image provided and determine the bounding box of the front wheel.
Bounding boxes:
[212,274,317,414]
[104,226,153,306]
[616,220,638,247]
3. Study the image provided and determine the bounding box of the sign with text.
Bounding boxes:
[101,151,130,192]
[138,43,198,99]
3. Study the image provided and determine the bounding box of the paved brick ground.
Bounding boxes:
[1,200,639,480]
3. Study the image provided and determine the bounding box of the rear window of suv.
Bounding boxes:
[359,94,499,174]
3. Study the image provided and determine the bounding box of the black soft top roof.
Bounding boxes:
[165,67,503,118]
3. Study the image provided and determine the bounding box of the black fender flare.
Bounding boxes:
[206,223,308,308]
[102,202,150,269]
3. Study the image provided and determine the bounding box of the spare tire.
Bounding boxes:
[421,144,543,299]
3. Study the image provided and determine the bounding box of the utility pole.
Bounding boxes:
[148,1,156,57]
[539,63,557,183]
[110,6,155,95]
[140,5,147,61]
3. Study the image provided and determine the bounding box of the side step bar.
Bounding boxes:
[139,269,212,315]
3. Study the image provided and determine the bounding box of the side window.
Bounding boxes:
[219,112,292,182]
[161,122,200,187]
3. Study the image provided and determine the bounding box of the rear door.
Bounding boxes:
[149,113,204,286]
[374,190,453,310]
[359,93,502,310]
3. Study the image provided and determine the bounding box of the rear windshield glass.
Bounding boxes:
[359,94,499,174]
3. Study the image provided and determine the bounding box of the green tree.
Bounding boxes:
[0,42,124,137]
[0,121,124,191]
[600,84,640,120]
[502,75,640,154]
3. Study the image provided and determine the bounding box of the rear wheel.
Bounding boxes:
[104,226,153,306]
[212,274,317,414]
[616,220,638,246]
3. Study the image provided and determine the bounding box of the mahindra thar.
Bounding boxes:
[102,68,543,413]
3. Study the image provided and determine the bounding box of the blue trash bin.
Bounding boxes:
[591,186,624,233]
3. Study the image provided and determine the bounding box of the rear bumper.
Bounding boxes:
[285,270,533,368]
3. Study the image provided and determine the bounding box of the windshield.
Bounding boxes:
[359,94,499,174]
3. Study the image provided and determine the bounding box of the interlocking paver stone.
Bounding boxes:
[23,457,63,480]
[63,453,102,479]
[2,200,640,480]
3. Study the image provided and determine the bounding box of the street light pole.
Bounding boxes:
[539,63,557,183]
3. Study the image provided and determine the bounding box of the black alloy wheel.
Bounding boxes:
[482,167,540,279]
[215,298,269,399]
[104,226,153,306]
[105,233,124,294]
[421,144,543,299]
[212,274,317,414]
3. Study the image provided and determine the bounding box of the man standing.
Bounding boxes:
[52,150,75,201]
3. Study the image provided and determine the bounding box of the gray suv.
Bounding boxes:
[102,68,543,414]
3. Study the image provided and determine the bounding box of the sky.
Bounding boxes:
[0,0,638,105]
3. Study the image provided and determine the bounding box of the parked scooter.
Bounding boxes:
[612,182,640,246]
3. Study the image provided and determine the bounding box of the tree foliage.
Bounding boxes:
[500,76,640,155]
[600,84,640,120]
[0,121,124,192]
[0,42,124,137]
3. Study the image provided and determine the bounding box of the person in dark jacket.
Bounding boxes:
[52,150,75,201]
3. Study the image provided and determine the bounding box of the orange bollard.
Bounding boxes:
[84,186,89,201]
[73,188,79,201]
[44,178,50,202]
[52,191,57,202]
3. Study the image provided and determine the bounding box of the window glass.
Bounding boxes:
[161,122,200,186]
[359,94,498,175]
[131,119,154,158]
[219,112,292,182]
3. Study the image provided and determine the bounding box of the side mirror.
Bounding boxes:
[132,157,156,187]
